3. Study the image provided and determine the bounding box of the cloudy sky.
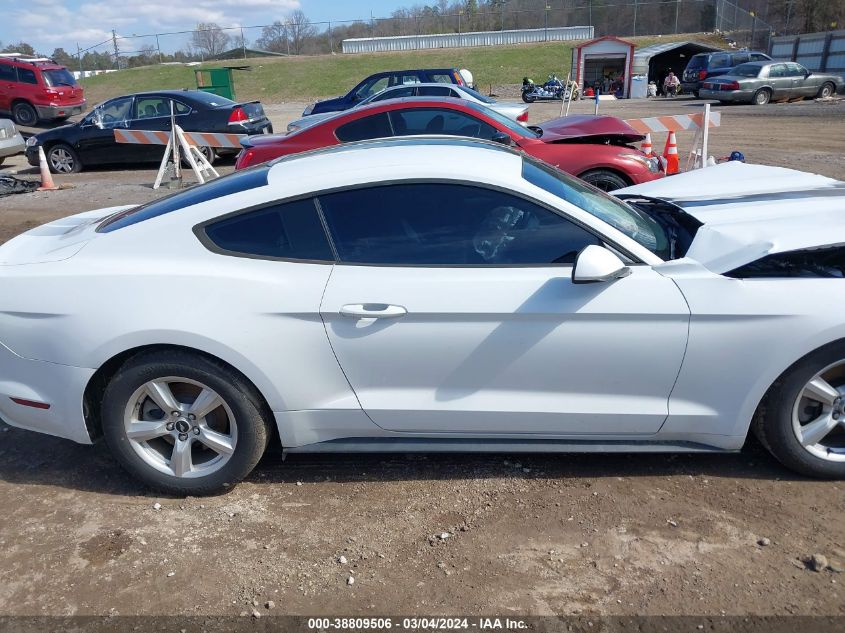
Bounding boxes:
[1,0,404,54]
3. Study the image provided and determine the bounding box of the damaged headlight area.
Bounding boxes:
[620,153,661,173]
[728,245,845,278]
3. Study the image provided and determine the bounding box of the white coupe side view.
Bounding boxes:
[286,83,529,133]
[1,138,844,495]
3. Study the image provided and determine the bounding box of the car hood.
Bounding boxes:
[536,115,644,144]
[616,162,845,273]
[33,122,79,141]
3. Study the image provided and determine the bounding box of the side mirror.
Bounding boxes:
[572,245,631,284]
[491,131,513,146]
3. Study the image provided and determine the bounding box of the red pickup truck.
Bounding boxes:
[0,54,86,126]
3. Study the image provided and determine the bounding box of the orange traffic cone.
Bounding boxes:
[36,145,59,191]
[640,132,654,157]
[662,131,680,175]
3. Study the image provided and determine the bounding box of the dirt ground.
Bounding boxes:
[0,97,844,621]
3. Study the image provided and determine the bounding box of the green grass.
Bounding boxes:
[80,33,724,105]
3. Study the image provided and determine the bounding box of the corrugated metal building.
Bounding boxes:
[341,26,594,54]
[770,30,845,77]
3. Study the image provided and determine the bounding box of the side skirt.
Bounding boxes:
[285,437,736,454]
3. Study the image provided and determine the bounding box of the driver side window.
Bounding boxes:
[96,97,133,128]
[317,183,601,266]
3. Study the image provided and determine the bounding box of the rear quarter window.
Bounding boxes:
[201,198,333,262]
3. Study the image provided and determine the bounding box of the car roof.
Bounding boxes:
[263,136,524,191]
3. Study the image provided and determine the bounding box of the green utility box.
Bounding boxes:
[195,68,236,101]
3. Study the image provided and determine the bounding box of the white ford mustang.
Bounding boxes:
[1,138,844,494]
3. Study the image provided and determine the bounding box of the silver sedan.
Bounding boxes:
[0,119,25,166]
[287,83,529,133]
[700,61,844,105]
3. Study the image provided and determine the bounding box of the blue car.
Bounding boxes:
[303,68,468,116]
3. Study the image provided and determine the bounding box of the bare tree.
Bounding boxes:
[190,23,231,58]
[286,10,317,55]
[256,21,289,53]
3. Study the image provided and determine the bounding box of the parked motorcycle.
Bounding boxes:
[521,75,579,103]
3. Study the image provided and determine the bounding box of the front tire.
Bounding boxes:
[101,350,272,495]
[579,169,629,192]
[46,143,81,174]
[754,341,845,479]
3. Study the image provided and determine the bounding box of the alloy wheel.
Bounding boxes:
[49,147,75,173]
[123,377,238,478]
[791,361,845,462]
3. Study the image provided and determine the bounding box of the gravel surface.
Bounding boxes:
[0,97,844,618]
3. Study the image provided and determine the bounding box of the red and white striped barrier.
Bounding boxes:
[624,112,721,135]
[115,129,246,149]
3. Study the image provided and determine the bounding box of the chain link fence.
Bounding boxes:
[70,0,774,73]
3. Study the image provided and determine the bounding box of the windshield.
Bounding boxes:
[733,63,762,77]
[460,86,495,104]
[43,68,76,87]
[462,100,538,138]
[522,156,670,257]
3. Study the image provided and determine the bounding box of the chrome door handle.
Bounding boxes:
[340,303,407,319]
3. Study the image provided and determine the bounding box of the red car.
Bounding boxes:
[236,98,662,191]
[0,54,86,127]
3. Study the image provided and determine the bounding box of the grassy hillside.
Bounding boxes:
[80,33,724,105]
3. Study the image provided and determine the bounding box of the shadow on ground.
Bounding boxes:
[0,419,801,498]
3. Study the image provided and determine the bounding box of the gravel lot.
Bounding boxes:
[0,96,844,620]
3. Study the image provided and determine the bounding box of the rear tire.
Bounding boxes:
[752,88,771,106]
[579,169,629,192]
[817,82,835,99]
[521,93,536,104]
[12,101,38,127]
[101,349,272,495]
[753,341,845,479]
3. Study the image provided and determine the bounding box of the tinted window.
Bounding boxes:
[335,112,392,142]
[318,183,600,266]
[389,108,497,139]
[733,63,762,77]
[750,53,769,61]
[732,53,750,64]
[42,68,76,87]
[460,86,495,104]
[0,63,15,82]
[17,68,38,84]
[99,166,270,233]
[686,54,709,70]
[417,85,455,97]
[204,198,333,261]
[709,53,732,69]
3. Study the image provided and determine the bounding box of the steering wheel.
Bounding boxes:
[101,113,117,124]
